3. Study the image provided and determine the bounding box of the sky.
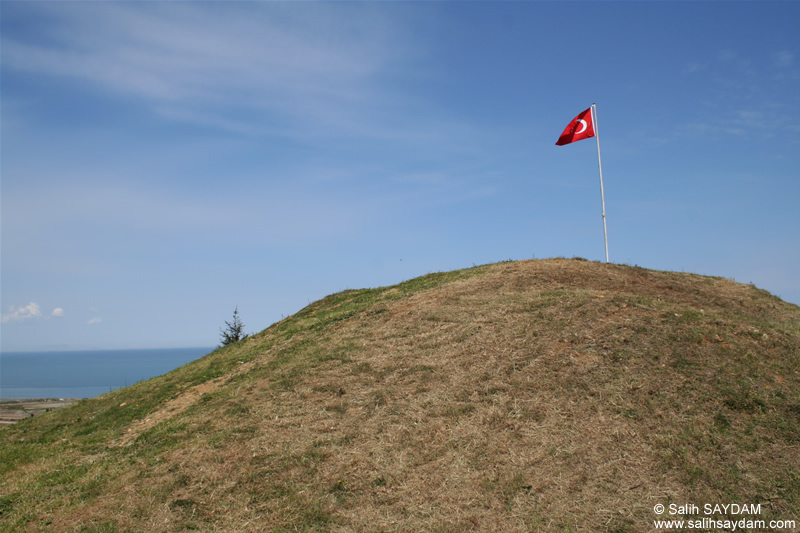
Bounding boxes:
[1,1,798,352]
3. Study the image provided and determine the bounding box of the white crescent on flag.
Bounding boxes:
[575,119,587,134]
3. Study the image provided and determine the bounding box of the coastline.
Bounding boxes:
[1,346,214,404]
[0,398,78,425]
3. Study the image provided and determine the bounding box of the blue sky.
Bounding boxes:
[2,1,798,352]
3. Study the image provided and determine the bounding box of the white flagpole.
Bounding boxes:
[591,103,609,263]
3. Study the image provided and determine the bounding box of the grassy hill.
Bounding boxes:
[1,259,799,532]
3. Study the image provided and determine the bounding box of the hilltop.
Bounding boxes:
[1,259,798,532]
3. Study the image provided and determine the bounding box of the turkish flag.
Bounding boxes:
[555,108,595,146]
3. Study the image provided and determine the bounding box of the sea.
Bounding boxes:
[0,347,215,399]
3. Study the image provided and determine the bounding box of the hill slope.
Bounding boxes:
[2,259,799,532]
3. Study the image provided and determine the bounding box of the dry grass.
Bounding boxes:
[1,259,799,532]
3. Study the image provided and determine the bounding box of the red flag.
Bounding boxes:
[555,107,595,146]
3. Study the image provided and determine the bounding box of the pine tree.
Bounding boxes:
[219,307,248,347]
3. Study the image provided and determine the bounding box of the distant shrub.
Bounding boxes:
[219,307,249,347]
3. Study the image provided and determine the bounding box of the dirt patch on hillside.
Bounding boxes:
[114,360,258,447]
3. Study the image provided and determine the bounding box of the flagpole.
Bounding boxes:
[591,103,609,263]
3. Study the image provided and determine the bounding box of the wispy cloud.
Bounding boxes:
[681,107,794,138]
[2,302,42,323]
[684,62,706,74]
[678,47,800,140]
[51,308,64,318]
[87,317,102,326]
[2,176,366,252]
[1,2,419,140]
[772,50,794,69]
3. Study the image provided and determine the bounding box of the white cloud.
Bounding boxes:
[1,302,42,323]
[51,308,64,317]
[87,317,102,326]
